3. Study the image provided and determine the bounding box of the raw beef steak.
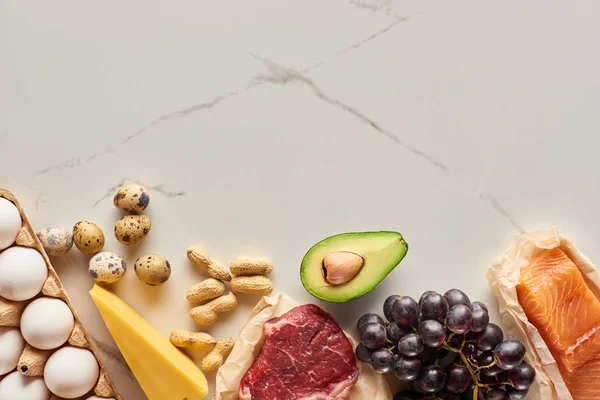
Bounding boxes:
[239,304,359,400]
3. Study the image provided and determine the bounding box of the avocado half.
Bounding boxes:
[300,231,408,303]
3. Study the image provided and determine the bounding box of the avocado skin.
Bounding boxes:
[300,231,408,303]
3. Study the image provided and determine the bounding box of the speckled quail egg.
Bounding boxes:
[0,197,22,250]
[44,346,99,399]
[0,246,48,301]
[0,371,50,400]
[114,215,151,246]
[73,221,105,255]
[134,254,171,286]
[88,252,127,284]
[113,184,150,214]
[37,227,73,257]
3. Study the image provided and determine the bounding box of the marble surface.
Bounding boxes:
[2,0,600,398]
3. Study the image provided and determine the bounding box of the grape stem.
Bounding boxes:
[476,360,497,372]
[442,341,480,400]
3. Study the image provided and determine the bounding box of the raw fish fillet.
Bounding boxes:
[518,248,600,400]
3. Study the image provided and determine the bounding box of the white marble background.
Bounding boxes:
[2,0,600,398]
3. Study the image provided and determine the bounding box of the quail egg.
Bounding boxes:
[89,252,127,284]
[73,221,105,255]
[0,197,22,250]
[114,215,151,246]
[113,184,150,214]
[134,254,171,286]
[37,227,73,257]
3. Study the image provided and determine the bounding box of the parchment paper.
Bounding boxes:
[215,293,392,400]
[486,228,600,400]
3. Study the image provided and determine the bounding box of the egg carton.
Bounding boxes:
[0,189,123,400]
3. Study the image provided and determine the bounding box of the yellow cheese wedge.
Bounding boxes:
[90,284,208,400]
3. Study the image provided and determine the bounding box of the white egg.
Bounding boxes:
[0,247,48,301]
[44,347,99,399]
[20,297,74,350]
[0,327,25,375]
[0,198,22,251]
[0,371,50,400]
[87,397,116,400]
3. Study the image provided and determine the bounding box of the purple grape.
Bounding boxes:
[394,357,422,381]
[419,290,438,307]
[371,348,395,373]
[355,342,375,363]
[476,323,504,351]
[359,323,387,349]
[477,351,503,376]
[444,289,471,309]
[445,363,471,394]
[508,361,536,390]
[387,321,408,343]
[479,366,500,383]
[485,388,510,400]
[397,333,425,357]
[420,292,449,323]
[357,313,384,330]
[462,342,477,360]
[419,320,446,348]
[479,370,498,384]
[471,308,490,333]
[493,340,526,370]
[446,305,473,334]
[392,296,419,327]
[417,364,446,393]
[505,386,528,399]
[384,295,400,322]
[471,301,489,313]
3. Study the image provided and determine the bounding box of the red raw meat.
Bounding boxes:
[239,304,359,400]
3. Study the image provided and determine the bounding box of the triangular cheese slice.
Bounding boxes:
[90,284,208,400]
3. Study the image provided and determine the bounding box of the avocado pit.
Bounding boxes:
[322,251,364,285]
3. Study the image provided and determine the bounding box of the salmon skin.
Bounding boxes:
[518,248,600,400]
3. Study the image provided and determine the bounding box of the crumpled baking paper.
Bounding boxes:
[486,227,600,400]
[215,292,392,400]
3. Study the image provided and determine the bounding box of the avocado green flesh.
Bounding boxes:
[300,231,408,303]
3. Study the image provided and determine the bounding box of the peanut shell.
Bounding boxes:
[230,275,273,295]
[229,256,273,276]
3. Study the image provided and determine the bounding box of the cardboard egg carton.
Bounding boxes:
[0,189,123,400]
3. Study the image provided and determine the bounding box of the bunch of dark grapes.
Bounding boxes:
[355,289,536,400]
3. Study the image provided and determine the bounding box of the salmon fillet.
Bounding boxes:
[517,248,600,400]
